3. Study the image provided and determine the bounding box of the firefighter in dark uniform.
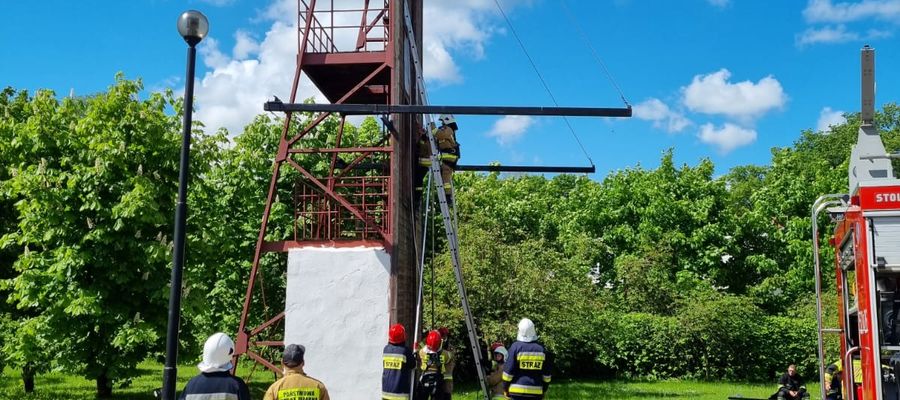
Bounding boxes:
[418,330,453,400]
[382,324,415,400]
[503,318,553,400]
[775,364,810,400]
[179,333,251,400]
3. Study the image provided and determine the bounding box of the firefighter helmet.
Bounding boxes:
[490,342,508,363]
[438,114,456,126]
[389,323,406,344]
[197,332,235,372]
[438,326,450,339]
[517,318,538,342]
[425,330,443,351]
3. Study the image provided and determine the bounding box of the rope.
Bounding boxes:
[492,0,595,166]
[559,0,631,108]
[430,191,436,330]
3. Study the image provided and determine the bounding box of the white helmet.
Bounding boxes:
[438,114,456,126]
[197,332,235,373]
[517,318,538,342]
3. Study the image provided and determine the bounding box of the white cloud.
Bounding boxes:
[795,24,893,45]
[697,123,757,154]
[803,0,900,23]
[233,30,261,59]
[198,37,231,70]
[193,21,324,135]
[487,115,534,145]
[186,0,519,134]
[422,1,526,84]
[796,24,860,45]
[633,98,691,133]
[817,107,847,132]
[682,69,786,121]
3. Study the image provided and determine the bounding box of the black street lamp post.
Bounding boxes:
[161,10,208,400]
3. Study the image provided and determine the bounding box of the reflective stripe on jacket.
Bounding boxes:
[179,371,251,400]
[502,341,552,398]
[382,343,415,399]
[263,369,329,400]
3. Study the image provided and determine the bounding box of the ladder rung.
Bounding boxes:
[821,328,843,334]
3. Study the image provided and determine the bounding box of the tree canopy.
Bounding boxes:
[2,77,899,393]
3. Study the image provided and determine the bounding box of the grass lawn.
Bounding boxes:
[1,362,815,399]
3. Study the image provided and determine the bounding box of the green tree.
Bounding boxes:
[0,77,218,396]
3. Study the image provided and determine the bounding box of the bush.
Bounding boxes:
[595,294,816,382]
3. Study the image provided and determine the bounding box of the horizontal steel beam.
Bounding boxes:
[455,164,595,173]
[265,101,632,117]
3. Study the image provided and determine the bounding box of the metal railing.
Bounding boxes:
[299,0,389,53]
[293,173,390,241]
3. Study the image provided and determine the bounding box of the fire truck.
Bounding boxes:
[815,46,900,400]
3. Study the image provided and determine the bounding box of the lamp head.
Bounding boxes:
[177,10,209,46]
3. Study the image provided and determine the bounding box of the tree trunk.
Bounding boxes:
[96,371,112,398]
[22,363,35,393]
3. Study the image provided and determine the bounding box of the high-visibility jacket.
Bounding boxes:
[382,343,415,400]
[487,363,509,399]
[824,361,841,396]
[263,369,330,400]
[418,134,432,167]
[502,341,552,398]
[433,126,459,162]
[418,347,455,383]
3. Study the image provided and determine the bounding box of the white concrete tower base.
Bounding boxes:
[285,246,391,399]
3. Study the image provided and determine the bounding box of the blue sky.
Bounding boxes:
[2,0,900,177]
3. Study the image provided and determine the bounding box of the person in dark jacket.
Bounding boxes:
[824,360,842,400]
[382,323,415,400]
[502,318,553,400]
[179,332,251,400]
[774,364,810,400]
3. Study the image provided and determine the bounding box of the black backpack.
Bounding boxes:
[420,352,444,395]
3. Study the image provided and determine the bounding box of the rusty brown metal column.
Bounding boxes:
[388,0,422,340]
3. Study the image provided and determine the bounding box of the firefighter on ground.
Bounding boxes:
[263,343,330,400]
[503,318,553,399]
[418,330,454,400]
[486,342,510,400]
[437,327,456,398]
[179,332,251,400]
[417,114,459,204]
[382,324,415,400]
[774,364,810,400]
[823,360,842,400]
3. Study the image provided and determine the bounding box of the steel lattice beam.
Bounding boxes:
[455,164,595,173]
[265,101,633,117]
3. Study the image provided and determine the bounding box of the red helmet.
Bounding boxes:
[438,327,450,339]
[425,330,443,351]
[490,341,504,352]
[389,324,406,344]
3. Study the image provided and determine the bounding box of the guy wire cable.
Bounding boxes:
[492,0,594,166]
[559,0,631,108]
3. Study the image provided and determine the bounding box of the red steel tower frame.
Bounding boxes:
[233,0,423,373]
